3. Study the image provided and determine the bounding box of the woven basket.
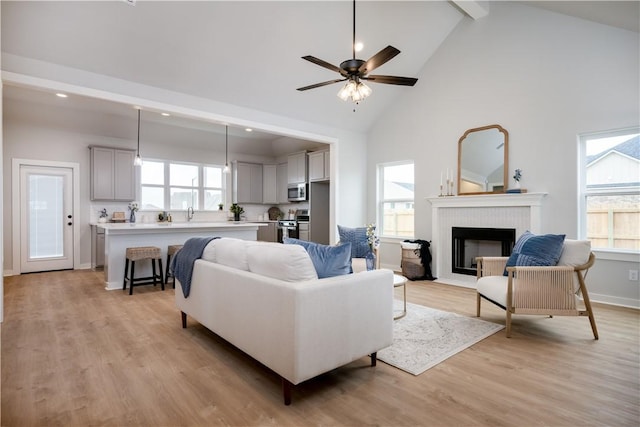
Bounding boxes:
[402,260,424,280]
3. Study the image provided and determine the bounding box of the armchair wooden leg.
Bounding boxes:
[370,352,377,367]
[506,310,512,338]
[476,293,481,317]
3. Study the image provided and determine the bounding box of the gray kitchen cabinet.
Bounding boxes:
[308,150,330,182]
[277,162,288,204]
[263,164,278,204]
[90,146,135,201]
[287,152,307,184]
[257,222,277,242]
[233,161,263,204]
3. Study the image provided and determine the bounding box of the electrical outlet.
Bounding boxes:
[630,270,639,281]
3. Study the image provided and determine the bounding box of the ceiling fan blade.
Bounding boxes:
[363,75,418,86]
[297,79,346,91]
[358,46,401,75]
[302,56,346,75]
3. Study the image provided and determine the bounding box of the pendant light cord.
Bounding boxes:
[137,109,141,155]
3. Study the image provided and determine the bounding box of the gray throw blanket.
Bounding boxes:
[171,236,218,298]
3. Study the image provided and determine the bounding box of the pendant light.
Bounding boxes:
[223,125,230,173]
[134,108,143,166]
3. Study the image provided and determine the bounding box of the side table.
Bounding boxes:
[393,273,408,320]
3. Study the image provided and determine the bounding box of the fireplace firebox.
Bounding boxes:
[452,227,516,276]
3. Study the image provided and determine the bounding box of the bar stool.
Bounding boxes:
[123,246,164,295]
[165,244,184,287]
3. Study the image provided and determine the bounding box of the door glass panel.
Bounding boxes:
[29,174,64,259]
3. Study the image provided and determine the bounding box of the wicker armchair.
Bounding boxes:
[476,240,598,339]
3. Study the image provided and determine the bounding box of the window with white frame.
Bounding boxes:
[140,160,225,211]
[579,128,640,252]
[377,161,414,238]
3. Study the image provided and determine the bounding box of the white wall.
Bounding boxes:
[369,2,640,307]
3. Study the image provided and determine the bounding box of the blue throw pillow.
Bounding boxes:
[284,238,352,278]
[504,231,566,276]
[337,225,370,258]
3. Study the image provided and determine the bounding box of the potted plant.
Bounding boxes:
[218,203,224,211]
[230,203,244,221]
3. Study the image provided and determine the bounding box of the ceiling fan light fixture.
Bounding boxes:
[337,79,371,103]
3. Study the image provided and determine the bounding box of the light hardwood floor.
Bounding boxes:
[2,270,639,426]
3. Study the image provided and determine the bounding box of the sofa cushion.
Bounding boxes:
[558,239,591,267]
[504,231,565,275]
[284,238,352,278]
[210,238,249,271]
[477,275,508,307]
[337,225,370,258]
[246,241,318,282]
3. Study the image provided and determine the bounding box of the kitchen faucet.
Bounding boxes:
[187,206,194,221]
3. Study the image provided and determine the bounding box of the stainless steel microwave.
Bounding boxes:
[287,183,307,202]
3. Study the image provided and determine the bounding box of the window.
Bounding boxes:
[377,161,414,238]
[579,128,640,252]
[140,160,225,211]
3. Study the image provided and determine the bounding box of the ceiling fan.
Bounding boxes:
[297,0,418,104]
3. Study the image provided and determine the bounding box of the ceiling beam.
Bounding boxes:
[450,1,489,20]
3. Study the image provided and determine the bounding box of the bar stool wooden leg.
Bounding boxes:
[123,258,129,291]
[158,259,165,291]
[129,261,136,295]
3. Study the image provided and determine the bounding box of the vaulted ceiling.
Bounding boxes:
[2,1,637,155]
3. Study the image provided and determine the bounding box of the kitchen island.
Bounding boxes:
[97,222,266,290]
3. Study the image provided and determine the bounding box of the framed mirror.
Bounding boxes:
[458,124,508,195]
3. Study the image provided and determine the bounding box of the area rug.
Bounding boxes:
[377,301,504,375]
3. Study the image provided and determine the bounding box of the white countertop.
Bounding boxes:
[96,221,266,232]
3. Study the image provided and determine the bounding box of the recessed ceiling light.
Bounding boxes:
[245,128,253,132]
[161,113,170,117]
[56,93,68,98]
[354,42,364,52]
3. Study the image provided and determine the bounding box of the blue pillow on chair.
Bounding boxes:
[284,238,352,278]
[504,231,566,276]
[337,225,370,258]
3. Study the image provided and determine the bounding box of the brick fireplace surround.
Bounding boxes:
[427,193,548,287]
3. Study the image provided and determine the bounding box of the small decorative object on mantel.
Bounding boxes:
[230,203,244,221]
[365,223,379,271]
[507,169,527,193]
[439,168,455,197]
[128,202,139,223]
[218,203,224,211]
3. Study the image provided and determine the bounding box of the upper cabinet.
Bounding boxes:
[233,161,263,204]
[263,164,278,204]
[90,146,135,201]
[308,150,330,182]
[287,152,307,184]
[277,163,289,204]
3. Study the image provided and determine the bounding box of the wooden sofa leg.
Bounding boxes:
[476,293,481,317]
[181,311,187,329]
[282,378,292,406]
[370,352,377,367]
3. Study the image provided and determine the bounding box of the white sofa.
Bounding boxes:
[175,238,394,405]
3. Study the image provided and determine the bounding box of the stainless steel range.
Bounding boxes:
[277,219,298,242]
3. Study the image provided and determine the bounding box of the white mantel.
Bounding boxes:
[426,192,548,288]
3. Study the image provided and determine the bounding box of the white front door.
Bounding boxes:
[19,165,74,273]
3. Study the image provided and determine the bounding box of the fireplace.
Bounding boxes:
[427,192,547,287]
[452,227,516,276]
